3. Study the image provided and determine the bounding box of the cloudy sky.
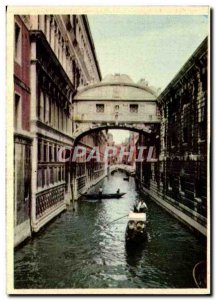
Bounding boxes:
[88,14,209,143]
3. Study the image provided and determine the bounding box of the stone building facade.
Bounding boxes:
[14,14,102,245]
[72,131,108,199]
[136,37,208,236]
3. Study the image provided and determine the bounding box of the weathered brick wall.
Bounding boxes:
[14,16,32,228]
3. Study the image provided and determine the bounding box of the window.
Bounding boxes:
[198,104,206,123]
[168,173,174,191]
[14,93,21,130]
[96,104,104,113]
[54,145,57,161]
[171,130,176,147]
[49,145,53,161]
[183,127,189,144]
[179,169,186,195]
[43,144,47,162]
[195,177,203,199]
[115,105,119,111]
[15,22,21,64]
[198,124,206,142]
[38,141,42,162]
[130,104,138,113]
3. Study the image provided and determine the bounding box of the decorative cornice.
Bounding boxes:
[82,15,102,81]
[75,81,158,99]
[30,30,75,92]
[14,75,31,94]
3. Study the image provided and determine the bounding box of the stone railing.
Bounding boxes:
[36,183,65,218]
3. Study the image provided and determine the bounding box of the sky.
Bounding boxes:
[88,14,209,144]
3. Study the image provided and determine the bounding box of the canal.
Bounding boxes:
[14,171,206,289]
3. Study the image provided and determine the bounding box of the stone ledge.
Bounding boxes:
[14,219,31,247]
[32,203,66,232]
[140,186,207,236]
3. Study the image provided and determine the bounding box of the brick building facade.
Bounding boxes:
[14,16,32,246]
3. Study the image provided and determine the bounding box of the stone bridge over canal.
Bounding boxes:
[72,74,161,143]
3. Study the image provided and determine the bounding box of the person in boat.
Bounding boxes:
[136,199,147,213]
[116,188,120,194]
[98,186,103,196]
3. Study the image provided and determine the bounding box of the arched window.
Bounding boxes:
[115,105,119,111]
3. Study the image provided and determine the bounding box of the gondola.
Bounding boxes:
[193,260,207,288]
[125,211,147,245]
[123,177,129,181]
[80,192,126,199]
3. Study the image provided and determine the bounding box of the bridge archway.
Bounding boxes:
[70,74,161,199]
[72,123,159,146]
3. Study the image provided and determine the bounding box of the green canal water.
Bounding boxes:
[14,171,206,289]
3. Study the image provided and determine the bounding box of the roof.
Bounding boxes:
[74,73,158,101]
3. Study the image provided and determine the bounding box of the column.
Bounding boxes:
[39,89,44,121]
[50,16,55,51]
[69,56,73,83]
[42,91,46,122]
[46,15,50,42]
[45,93,49,124]
[38,15,45,32]
[62,42,66,70]
[54,23,58,56]
[47,142,50,187]
[58,34,62,63]
[30,15,39,30]
[30,41,38,229]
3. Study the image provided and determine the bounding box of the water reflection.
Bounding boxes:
[125,242,147,268]
[14,171,206,289]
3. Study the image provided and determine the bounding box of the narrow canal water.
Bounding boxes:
[14,171,206,289]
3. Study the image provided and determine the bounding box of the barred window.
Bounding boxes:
[179,169,186,194]
[130,104,138,113]
[198,105,206,123]
[96,104,104,113]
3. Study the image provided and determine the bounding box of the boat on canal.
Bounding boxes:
[80,192,126,199]
[193,260,207,288]
[125,211,147,245]
[123,177,129,181]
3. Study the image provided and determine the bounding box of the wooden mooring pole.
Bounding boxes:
[70,182,75,211]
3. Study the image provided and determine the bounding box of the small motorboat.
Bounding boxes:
[125,211,147,244]
[80,192,126,200]
[193,260,207,288]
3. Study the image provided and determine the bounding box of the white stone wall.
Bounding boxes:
[74,100,158,123]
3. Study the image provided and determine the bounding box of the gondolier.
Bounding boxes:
[137,199,147,213]
[99,186,103,196]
